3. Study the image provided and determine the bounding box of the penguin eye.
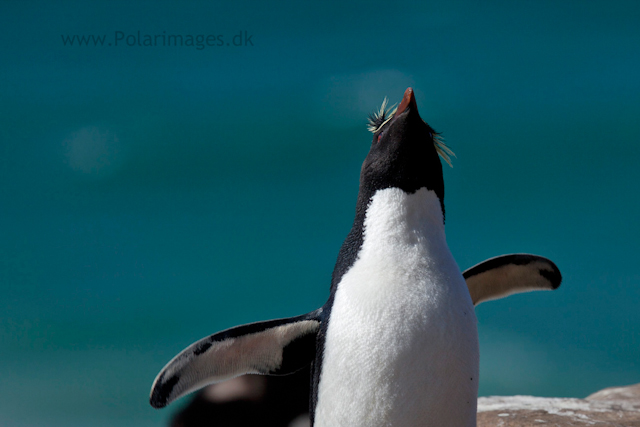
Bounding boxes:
[377,132,383,142]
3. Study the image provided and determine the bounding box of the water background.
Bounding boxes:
[1,1,639,426]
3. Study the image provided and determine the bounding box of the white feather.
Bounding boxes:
[314,187,479,427]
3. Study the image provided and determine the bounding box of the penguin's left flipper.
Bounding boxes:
[463,254,562,306]
[149,308,322,409]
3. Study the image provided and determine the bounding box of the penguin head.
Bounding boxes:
[362,88,451,217]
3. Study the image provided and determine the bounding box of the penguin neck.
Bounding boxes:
[330,186,445,291]
[362,187,446,251]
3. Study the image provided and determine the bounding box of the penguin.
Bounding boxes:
[149,88,562,426]
[161,254,561,427]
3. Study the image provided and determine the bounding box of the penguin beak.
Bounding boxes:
[385,87,423,135]
[395,88,419,117]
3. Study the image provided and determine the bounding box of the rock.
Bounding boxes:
[587,383,640,403]
[478,383,640,426]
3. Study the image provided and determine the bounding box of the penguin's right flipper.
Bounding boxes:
[463,254,562,306]
[150,308,322,409]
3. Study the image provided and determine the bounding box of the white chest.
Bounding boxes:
[314,188,479,427]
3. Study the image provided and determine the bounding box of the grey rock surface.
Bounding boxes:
[477,383,640,426]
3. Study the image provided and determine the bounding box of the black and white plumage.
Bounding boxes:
[150,88,562,426]
[464,254,561,306]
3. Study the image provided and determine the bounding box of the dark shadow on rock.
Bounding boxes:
[170,365,311,427]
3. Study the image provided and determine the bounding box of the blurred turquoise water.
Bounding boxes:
[1,1,639,426]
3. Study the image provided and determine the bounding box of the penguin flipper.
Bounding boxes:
[150,308,322,409]
[463,254,562,306]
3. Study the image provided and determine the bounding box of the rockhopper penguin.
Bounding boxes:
[149,88,562,426]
